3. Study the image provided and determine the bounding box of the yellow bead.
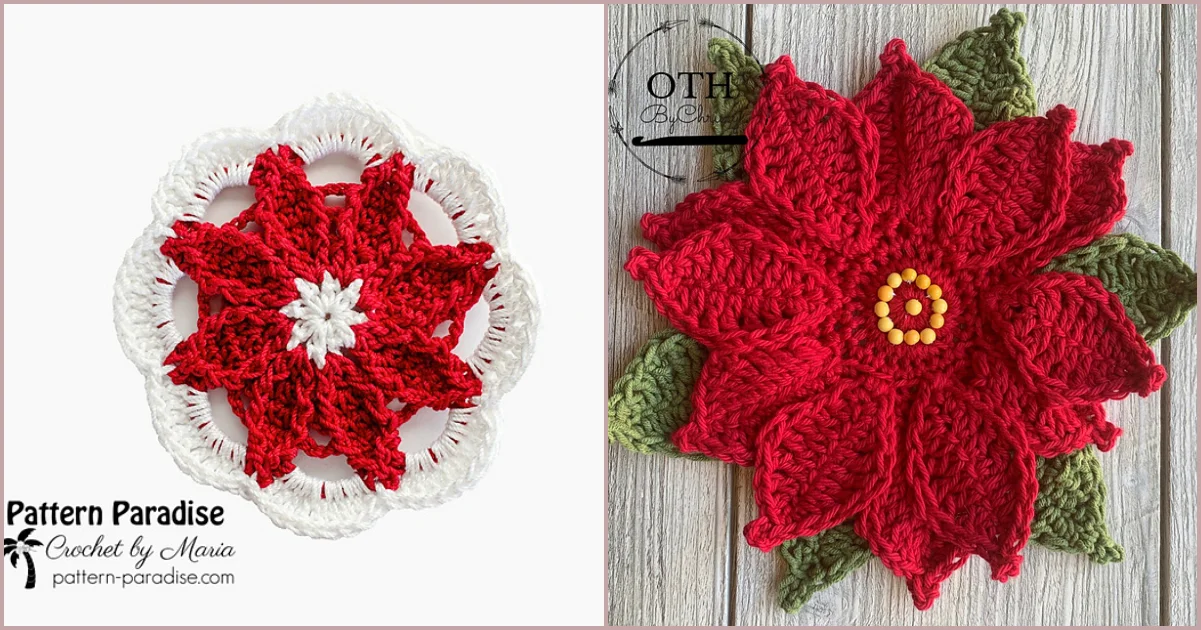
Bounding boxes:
[887,329,904,345]
[877,285,894,301]
[904,330,920,345]
[920,328,936,345]
[905,299,922,316]
[886,272,902,288]
[878,317,894,333]
[931,298,948,314]
[927,284,942,300]
[915,274,931,290]
[901,268,917,282]
[874,301,890,317]
[929,313,945,329]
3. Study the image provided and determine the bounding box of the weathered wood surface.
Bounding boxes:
[607,3,1196,626]
[606,4,745,626]
[1167,4,1198,627]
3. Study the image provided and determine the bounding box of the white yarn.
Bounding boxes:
[112,95,538,539]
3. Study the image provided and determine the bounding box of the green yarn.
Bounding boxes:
[921,8,1037,129]
[607,329,708,457]
[707,38,762,181]
[778,524,873,613]
[1030,446,1124,563]
[1044,233,1198,343]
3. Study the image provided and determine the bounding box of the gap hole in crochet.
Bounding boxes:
[302,153,363,186]
[324,195,346,207]
[409,190,458,246]
[432,320,452,338]
[454,299,490,358]
[202,186,256,225]
[171,276,201,338]
[239,221,263,234]
[397,405,451,453]
[292,451,356,481]
[309,428,332,446]
[205,388,248,446]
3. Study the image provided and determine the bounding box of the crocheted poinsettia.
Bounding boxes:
[625,41,1165,608]
[161,146,496,490]
[115,97,538,538]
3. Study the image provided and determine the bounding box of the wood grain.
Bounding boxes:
[606,3,746,625]
[607,3,1196,625]
[1166,4,1198,626]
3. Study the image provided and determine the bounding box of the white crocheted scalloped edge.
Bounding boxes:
[113,95,539,539]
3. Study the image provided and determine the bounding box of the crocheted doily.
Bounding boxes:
[625,40,1167,609]
[114,96,538,538]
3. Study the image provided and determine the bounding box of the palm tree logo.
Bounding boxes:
[4,528,44,589]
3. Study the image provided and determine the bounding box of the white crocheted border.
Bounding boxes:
[113,96,538,539]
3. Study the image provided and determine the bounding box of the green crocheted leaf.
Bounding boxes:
[778,524,873,613]
[707,38,762,181]
[607,329,709,457]
[1030,446,1124,563]
[921,8,1037,129]
[1044,233,1198,343]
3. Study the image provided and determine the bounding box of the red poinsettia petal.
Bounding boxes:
[971,355,1121,457]
[328,152,429,274]
[162,221,298,309]
[348,330,482,410]
[640,181,800,251]
[626,220,840,348]
[743,56,880,253]
[941,106,1075,267]
[166,306,293,392]
[315,355,408,491]
[857,380,1037,610]
[245,145,331,279]
[989,271,1165,404]
[851,40,973,242]
[744,375,896,551]
[672,331,833,465]
[238,351,317,488]
[358,241,495,343]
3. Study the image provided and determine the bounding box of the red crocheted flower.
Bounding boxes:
[162,145,496,492]
[626,41,1164,609]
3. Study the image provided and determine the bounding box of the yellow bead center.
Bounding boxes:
[875,268,945,346]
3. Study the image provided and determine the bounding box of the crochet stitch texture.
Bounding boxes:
[161,145,495,491]
[625,41,1165,609]
[114,96,538,538]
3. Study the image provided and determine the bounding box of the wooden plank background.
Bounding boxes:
[606,4,1198,626]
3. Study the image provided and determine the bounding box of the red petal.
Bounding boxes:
[672,332,833,465]
[238,351,316,487]
[857,381,1037,610]
[626,220,840,348]
[1020,140,1133,271]
[358,242,495,343]
[744,375,896,550]
[640,182,800,251]
[348,331,482,410]
[989,272,1165,404]
[162,221,297,309]
[315,356,408,491]
[245,146,331,279]
[940,106,1075,267]
[331,152,427,272]
[743,56,880,253]
[166,306,292,392]
[851,40,973,243]
[971,355,1121,457]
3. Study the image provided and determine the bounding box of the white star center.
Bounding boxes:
[281,271,368,368]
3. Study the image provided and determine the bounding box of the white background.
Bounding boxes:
[3,4,604,626]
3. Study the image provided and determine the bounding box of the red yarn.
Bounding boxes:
[162,145,496,491]
[626,40,1165,609]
